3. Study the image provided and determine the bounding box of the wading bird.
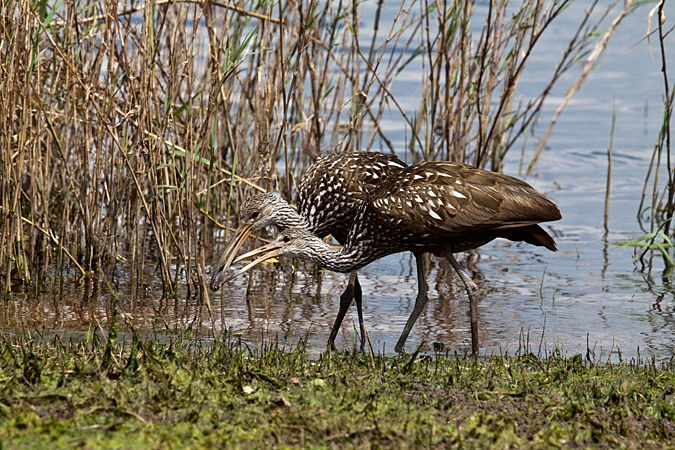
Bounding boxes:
[224,161,562,354]
[209,151,408,349]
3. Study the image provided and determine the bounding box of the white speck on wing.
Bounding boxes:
[451,191,467,199]
[429,210,442,220]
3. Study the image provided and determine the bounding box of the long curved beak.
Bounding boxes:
[209,223,253,290]
[222,241,284,284]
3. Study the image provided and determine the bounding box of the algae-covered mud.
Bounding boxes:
[0,331,674,449]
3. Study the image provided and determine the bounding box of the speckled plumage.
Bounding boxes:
[333,161,561,271]
[210,151,407,290]
[251,161,561,272]
[297,151,407,243]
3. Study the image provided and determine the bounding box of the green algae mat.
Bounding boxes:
[0,330,673,449]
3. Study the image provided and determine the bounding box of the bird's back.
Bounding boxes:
[297,151,407,243]
[345,161,561,261]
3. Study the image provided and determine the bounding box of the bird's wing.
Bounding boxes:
[297,151,407,241]
[369,161,559,238]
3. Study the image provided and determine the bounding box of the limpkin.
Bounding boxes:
[225,161,562,354]
[209,151,408,348]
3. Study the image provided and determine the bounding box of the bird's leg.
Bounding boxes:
[353,274,366,350]
[446,253,479,355]
[327,271,359,350]
[394,254,428,353]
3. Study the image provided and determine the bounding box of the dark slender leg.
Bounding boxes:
[327,271,360,350]
[394,254,428,353]
[446,253,479,355]
[353,274,366,350]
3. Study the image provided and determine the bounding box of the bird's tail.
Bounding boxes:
[501,224,558,252]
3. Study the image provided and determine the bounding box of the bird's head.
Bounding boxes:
[210,193,298,290]
[238,193,295,231]
[222,228,330,284]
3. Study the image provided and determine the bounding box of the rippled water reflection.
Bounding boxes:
[3,4,675,361]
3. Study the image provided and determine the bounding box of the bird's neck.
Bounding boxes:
[304,240,375,274]
[277,204,311,231]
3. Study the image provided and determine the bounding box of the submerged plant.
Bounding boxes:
[612,226,675,273]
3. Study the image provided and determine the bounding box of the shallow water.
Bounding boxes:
[4,3,675,361]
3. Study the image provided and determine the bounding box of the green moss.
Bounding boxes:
[0,332,673,449]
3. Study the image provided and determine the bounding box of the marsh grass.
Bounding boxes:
[0,327,674,448]
[636,1,675,275]
[1,0,627,297]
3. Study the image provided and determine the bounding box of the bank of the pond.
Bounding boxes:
[0,332,673,449]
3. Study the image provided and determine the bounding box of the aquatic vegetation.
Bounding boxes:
[613,229,675,272]
[638,1,675,275]
[0,330,673,448]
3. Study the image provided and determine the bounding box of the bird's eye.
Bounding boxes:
[283,236,291,243]
[251,211,259,219]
